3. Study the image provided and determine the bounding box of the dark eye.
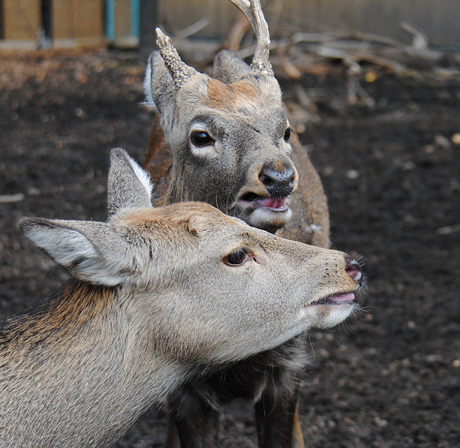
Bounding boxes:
[224,249,248,266]
[191,131,214,147]
[284,128,292,142]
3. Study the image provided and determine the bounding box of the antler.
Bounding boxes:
[230,0,274,76]
[156,28,199,89]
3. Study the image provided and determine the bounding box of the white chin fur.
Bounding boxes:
[246,207,292,229]
[301,303,356,330]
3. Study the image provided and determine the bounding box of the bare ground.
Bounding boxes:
[0,49,459,447]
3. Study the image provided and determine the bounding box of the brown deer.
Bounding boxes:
[0,149,362,448]
[142,1,334,447]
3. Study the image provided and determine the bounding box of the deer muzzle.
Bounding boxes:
[233,160,298,232]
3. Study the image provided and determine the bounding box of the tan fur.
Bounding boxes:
[0,150,361,448]
[206,78,259,111]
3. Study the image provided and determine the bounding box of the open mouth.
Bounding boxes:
[239,193,289,212]
[307,292,356,307]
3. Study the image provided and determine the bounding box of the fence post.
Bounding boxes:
[106,0,115,41]
[139,0,159,62]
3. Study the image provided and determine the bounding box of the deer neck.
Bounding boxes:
[0,280,188,447]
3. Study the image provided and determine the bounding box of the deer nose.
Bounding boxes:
[345,258,363,284]
[259,163,296,197]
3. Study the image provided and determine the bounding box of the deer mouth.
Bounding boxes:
[306,292,356,307]
[238,193,290,212]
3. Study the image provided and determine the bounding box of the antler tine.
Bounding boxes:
[156,28,199,89]
[230,0,274,76]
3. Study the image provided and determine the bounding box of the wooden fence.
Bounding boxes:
[1,0,459,46]
[160,0,460,46]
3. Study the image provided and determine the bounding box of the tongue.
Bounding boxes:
[329,293,355,303]
[258,197,286,209]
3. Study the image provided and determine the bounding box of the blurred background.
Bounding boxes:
[1,0,460,49]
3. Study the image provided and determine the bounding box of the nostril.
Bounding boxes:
[259,164,295,197]
[346,258,362,283]
[259,173,274,186]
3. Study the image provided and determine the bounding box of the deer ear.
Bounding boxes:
[144,51,176,114]
[19,218,129,286]
[107,148,153,216]
[213,50,251,84]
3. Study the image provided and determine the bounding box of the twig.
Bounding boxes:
[436,224,460,235]
[224,12,251,52]
[400,21,429,49]
[0,193,25,204]
[174,18,210,41]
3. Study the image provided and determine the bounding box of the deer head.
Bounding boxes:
[144,0,297,234]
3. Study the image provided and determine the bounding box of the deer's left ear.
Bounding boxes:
[107,148,153,216]
[213,50,251,84]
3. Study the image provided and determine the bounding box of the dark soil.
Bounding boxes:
[1,49,459,448]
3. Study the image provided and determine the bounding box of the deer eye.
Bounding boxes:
[224,248,249,266]
[284,128,292,142]
[191,131,214,147]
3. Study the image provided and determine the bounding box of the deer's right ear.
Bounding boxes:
[19,218,130,286]
[144,51,176,114]
[213,50,251,84]
[107,148,153,216]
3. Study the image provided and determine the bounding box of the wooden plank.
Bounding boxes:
[52,0,104,39]
[3,0,40,40]
[114,0,131,37]
[160,0,460,47]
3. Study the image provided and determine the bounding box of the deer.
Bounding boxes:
[0,148,362,448]
[142,1,335,447]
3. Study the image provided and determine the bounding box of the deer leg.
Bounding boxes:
[255,370,304,448]
[292,403,305,448]
[166,385,220,448]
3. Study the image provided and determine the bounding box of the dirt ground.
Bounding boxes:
[0,49,459,448]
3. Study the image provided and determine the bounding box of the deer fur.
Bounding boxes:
[142,1,334,447]
[0,149,362,448]
[141,1,343,446]
[144,47,329,247]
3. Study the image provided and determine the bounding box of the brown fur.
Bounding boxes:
[142,14,330,446]
[206,78,259,111]
[0,280,115,366]
[144,115,173,205]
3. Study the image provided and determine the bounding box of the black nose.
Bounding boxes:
[259,163,295,197]
[345,258,363,285]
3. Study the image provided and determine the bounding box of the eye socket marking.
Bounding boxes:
[223,248,263,267]
[190,130,215,147]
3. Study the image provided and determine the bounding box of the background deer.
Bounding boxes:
[0,149,362,448]
[143,1,329,248]
[143,1,334,447]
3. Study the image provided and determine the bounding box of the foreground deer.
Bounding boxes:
[143,1,334,446]
[0,149,361,447]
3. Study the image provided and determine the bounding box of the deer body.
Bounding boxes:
[142,1,332,446]
[0,149,361,448]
